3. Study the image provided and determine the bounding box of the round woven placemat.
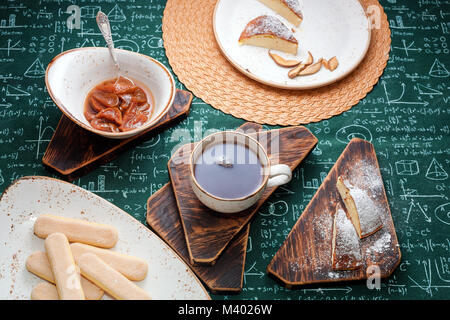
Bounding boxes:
[162,0,391,125]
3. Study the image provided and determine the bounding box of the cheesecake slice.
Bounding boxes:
[336,176,383,239]
[331,205,363,271]
[238,15,298,55]
[258,0,303,27]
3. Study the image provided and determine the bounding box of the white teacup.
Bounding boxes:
[189,131,292,214]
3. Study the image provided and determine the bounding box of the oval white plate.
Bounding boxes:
[0,177,210,300]
[213,0,371,90]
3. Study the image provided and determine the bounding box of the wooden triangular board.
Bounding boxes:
[169,126,318,265]
[146,123,262,293]
[146,183,250,293]
[267,138,401,287]
[42,90,192,181]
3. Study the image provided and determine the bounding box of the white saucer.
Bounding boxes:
[213,0,371,90]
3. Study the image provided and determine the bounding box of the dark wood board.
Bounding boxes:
[42,89,192,181]
[169,126,318,265]
[267,138,402,287]
[146,183,250,293]
[146,122,262,293]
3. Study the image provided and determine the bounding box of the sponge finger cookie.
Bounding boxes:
[78,253,151,300]
[31,282,59,300]
[70,243,148,281]
[44,233,85,300]
[26,251,103,300]
[34,214,118,248]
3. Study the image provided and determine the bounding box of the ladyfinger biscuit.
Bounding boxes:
[78,253,151,300]
[34,214,118,248]
[71,243,148,281]
[31,282,59,300]
[44,233,85,300]
[26,251,104,300]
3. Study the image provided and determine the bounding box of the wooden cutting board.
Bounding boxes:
[168,126,318,265]
[267,138,401,287]
[146,122,262,292]
[42,89,192,181]
[146,183,250,293]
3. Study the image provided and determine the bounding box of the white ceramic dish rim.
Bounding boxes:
[45,47,176,139]
[0,176,211,300]
[212,0,372,90]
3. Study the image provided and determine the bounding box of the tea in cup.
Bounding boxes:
[189,131,292,213]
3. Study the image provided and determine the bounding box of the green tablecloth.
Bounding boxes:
[0,0,449,300]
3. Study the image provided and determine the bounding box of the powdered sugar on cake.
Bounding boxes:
[366,232,391,255]
[345,181,383,236]
[350,159,385,196]
[240,15,297,42]
[284,0,303,19]
[342,158,385,236]
[332,208,362,270]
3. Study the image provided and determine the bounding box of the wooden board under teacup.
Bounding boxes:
[146,122,262,293]
[147,183,250,293]
[42,89,192,181]
[267,138,401,287]
[168,125,318,265]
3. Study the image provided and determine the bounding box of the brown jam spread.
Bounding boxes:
[84,76,154,133]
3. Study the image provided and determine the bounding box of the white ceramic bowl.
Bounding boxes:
[45,47,176,139]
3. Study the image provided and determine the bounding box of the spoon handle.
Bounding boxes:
[96,11,120,73]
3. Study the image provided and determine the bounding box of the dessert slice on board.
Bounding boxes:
[336,176,383,238]
[267,138,401,287]
[331,204,363,271]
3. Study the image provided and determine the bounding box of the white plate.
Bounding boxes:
[0,177,210,300]
[213,0,371,90]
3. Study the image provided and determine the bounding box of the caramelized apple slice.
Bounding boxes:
[96,107,123,126]
[113,76,137,94]
[136,103,150,113]
[120,113,148,131]
[92,91,119,108]
[120,104,148,131]
[94,81,116,92]
[131,87,148,104]
[89,97,107,113]
[90,118,119,133]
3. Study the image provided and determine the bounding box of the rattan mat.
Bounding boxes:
[162,0,390,125]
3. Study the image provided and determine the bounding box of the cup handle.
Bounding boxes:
[267,164,292,188]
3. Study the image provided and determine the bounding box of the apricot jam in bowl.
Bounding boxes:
[45,47,175,139]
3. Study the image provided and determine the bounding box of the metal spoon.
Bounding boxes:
[96,11,123,80]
